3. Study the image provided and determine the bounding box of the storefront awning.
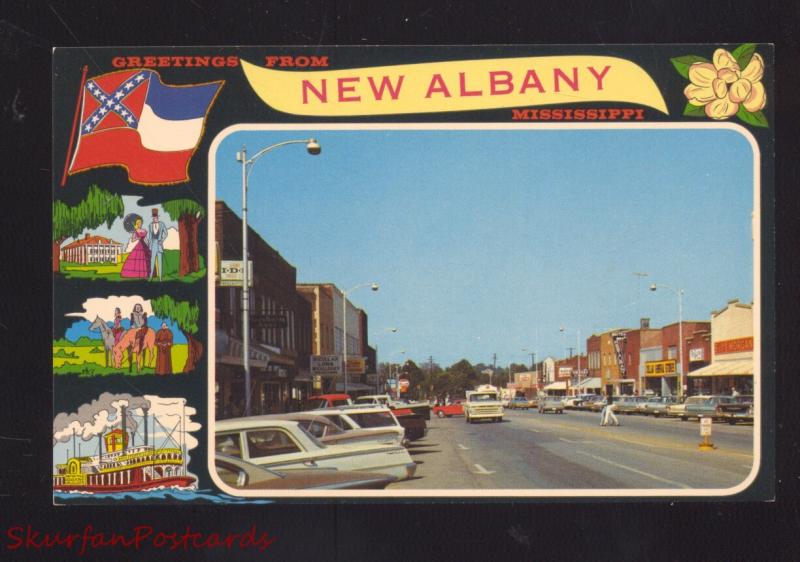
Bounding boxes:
[575,377,601,389]
[543,381,567,391]
[688,360,753,377]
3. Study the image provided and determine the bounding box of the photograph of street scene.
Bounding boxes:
[209,125,757,496]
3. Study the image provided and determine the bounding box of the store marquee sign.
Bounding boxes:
[715,337,753,355]
[645,359,676,377]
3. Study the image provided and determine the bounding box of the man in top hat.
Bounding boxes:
[145,208,169,281]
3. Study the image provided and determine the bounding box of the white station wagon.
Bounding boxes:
[315,406,408,445]
[215,418,417,481]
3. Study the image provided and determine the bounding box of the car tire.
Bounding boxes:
[681,416,687,421]
[728,420,736,425]
[437,411,445,418]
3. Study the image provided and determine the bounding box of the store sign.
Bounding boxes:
[398,379,410,392]
[689,347,705,361]
[700,416,712,436]
[219,260,253,287]
[515,373,532,386]
[310,355,341,376]
[558,367,573,376]
[345,357,366,375]
[715,337,753,355]
[645,359,676,377]
[312,375,322,390]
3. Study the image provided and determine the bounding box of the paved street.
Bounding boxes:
[390,409,754,490]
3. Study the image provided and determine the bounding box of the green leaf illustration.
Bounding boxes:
[732,43,757,69]
[671,55,711,78]
[683,103,706,117]
[736,106,769,128]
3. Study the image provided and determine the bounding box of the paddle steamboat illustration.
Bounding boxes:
[53,402,195,493]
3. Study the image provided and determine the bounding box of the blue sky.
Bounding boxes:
[214,127,754,367]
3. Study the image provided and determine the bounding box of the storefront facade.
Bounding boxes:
[688,299,753,395]
[214,202,312,418]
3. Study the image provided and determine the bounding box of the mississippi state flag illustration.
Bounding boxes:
[66,69,222,185]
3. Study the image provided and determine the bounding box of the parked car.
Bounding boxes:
[575,395,603,411]
[684,395,737,421]
[506,396,535,410]
[315,406,411,443]
[215,418,417,481]
[432,399,464,418]
[308,394,353,409]
[589,396,621,413]
[252,412,405,447]
[616,396,648,415]
[666,395,706,419]
[354,394,431,420]
[716,395,754,424]
[640,396,679,417]
[538,396,564,414]
[214,453,397,490]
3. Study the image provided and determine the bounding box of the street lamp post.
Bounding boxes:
[650,283,685,400]
[341,283,379,395]
[388,350,406,399]
[376,328,398,393]
[236,138,320,417]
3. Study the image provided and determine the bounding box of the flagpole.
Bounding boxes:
[60,65,88,187]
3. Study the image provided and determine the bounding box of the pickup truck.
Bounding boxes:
[464,388,504,423]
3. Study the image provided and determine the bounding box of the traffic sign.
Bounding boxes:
[700,417,712,436]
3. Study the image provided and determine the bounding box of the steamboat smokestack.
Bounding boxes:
[120,404,128,452]
[98,433,103,461]
[142,405,149,446]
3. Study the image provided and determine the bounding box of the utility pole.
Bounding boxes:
[492,353,497,386]
[428,356,434,400]
[567,346,575,357]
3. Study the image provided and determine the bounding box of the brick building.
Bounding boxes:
[214,201,313,419]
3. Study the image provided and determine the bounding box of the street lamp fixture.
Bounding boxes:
[342,282,380,395]
[237,138,321,417]
[650,283,685,400]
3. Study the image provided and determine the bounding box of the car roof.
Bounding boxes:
[216,417,301,432]
[318,405,393,414]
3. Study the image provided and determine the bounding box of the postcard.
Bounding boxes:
[52,45,773,502]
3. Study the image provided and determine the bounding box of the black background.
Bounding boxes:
[2,1,798,560]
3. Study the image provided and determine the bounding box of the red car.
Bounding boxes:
[308,394,352,409]
[432,399,464,418]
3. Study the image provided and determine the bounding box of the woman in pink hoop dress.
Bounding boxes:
[121,216,151,278]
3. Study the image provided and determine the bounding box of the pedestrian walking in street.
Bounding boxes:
[600,395,620,426]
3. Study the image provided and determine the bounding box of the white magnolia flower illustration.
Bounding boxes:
[683,48,766,120]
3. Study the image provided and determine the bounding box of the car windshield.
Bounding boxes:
[298,419,344,438]
[469,394,496,402]
[308,398,329,409]
[296,424,326,448]
[347,411,397,428]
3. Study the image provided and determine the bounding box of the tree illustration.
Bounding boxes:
[150,296,203,373]
[52,185,125,272]
[161,199,205,277]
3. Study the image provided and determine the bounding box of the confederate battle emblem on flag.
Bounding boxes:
[63,68,223,186]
